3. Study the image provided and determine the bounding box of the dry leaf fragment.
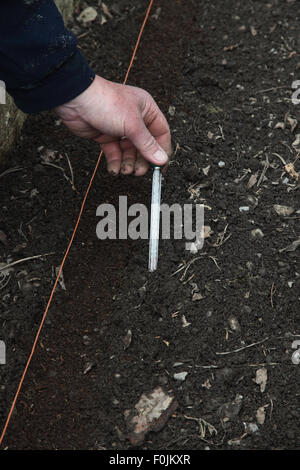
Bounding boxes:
[101,2,113,19]
[203,225,213,238]
[77,7,98,23]
[292,134,300,147]
[219,394,243,421]
[124,387,178,445]
[255,368,267,393]
[256,405,267,425]
[55,266,66,290]
[182,315,191,328]
[279,238,300,253]
[287,116,298,132]
[224,44,239,52]
[192,292,205,301]
[100,14,107,25]
[247,172,258,189]
[202,165,210,176]
[284,162,299,181]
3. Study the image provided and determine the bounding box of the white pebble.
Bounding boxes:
[173,372,188,381]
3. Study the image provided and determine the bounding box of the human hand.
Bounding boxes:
[54,75,171,176]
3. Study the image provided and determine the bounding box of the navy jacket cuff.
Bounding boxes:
[9,49,95,114]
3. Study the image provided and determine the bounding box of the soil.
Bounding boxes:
[0,0,300,450]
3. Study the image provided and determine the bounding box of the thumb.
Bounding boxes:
[127,120,169,167]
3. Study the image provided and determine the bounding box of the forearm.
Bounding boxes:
[0,0,95,113]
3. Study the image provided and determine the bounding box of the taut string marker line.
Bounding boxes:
[0,0,155,447]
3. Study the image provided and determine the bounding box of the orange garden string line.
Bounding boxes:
[0,0,154,447]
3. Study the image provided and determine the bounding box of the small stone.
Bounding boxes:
[218,161,226,167]
[245,422,259,433]
[83,335,91,345]
[239,206,250,212]
[250,228,264,239]
[173,372,188,381]
[273,204,294,217]
[228,315,241,332]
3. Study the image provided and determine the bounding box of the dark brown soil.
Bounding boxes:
[0,0,299,450]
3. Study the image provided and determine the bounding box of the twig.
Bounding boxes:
[182,415,217,441]
[0,253,55,272]
[65,153,75,190]
[0,272,11,290]
[0,167,24,179]
[42,161,76,190]
[195,362,279,368]
[216,337,269,355]
[212,224,231,247]
[218,124,225,141]
[270,282,276,308]
[256,86,290,93]
[257,155,269,187]
[272,152,286,166]
[209,256,221,271]
[171,254,206,281]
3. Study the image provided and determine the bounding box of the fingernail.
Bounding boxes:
[153,149,168,165]
[121,163,133,174]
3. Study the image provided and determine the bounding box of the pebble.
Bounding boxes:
[273,204,294,217]
[83,335,91,345]
[228,315,241,332]
[173,372,188,381]
[245,422,259,433]
[250,228,264,239]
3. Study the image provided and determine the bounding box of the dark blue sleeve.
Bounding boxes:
[0,0,95,113]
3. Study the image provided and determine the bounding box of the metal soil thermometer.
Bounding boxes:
[148,165,162,272]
